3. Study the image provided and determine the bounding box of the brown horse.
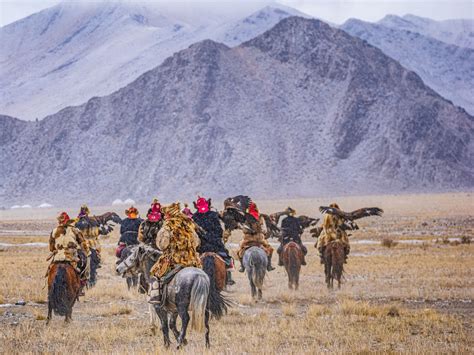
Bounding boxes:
[282,242,303,290]
[201,252,227,292]
[47,262,81,324]
[324,240,345,289]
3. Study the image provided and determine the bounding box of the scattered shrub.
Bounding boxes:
[381,237,398,248]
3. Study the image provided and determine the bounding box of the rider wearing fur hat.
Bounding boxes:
[192,196,235,286]
[277,207,308,266]
[138,199,163,248]
[116,206,143,258]
[316,203,350,263]
[237,202,275,272]
[48,212,90,295]
[149,202,201,304]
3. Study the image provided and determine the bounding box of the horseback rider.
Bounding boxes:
[138,199,163,248]
[116,206,143,258]
[182,203,193,218]
[75,203,104,261]
[277,207,308,266]
[237,202,275,273]
[48,212,90,296]
[148,202,202,305]
[192,196,235,286]
[316,203,350,263]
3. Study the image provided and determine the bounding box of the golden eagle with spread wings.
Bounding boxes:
[319,206,384,230]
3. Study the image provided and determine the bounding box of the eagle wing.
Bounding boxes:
[319,206,383,221]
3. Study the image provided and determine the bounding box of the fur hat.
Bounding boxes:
[78,204,90,217]
[163,202,182,218]
[287,206,296,216]
[329,202,340,209]
[57,212,70,225]
[125,206,139,219]
[194,196,211,214]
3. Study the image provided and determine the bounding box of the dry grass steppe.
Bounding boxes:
[0,193,472,353]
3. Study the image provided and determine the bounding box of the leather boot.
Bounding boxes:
[278,253,283,266]
[319,247,325,264]
[226,271,235,285]
[267,255,275,271]
[301,254,307,266]
[239,261,245,273]
[148,277,162,305]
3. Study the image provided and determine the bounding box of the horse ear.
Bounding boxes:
[208,199,212,208]
[193,201,197,209]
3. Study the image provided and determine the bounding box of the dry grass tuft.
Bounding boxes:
[460,236,471,244]
[387,306,400,317]
[96,304,133,317]
[338,299,381,317]
[307,304,329,317]
[381,237,398,248]
[282,303,296,317]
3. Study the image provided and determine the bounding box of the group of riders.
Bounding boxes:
[48,197,369,302]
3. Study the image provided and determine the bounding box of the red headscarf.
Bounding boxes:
[195,197,210,214]
[57,212,70,225]
[248,202,259,220]
[147,202,162,222]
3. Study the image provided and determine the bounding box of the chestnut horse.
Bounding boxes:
[324,240,345,289]
[282,242,303,290]
[201,252,227,292]
[47,262,81,324]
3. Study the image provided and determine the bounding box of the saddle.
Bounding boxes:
[158,265,184,307]
[201,251,231,267]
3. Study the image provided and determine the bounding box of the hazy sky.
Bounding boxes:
[0,0,473,27]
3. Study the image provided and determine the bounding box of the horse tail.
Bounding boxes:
[288,245,300,283]
[189,273,209,332]
[202,255,228,320]
[332,243,345,280]
[49,265,71,316]
[88,249,99,287]
[250,250,266,290]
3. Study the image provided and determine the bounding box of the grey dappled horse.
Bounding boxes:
[243,246,267,300]
[116,245,227,348]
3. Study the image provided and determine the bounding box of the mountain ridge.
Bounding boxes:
[1,16,472,206]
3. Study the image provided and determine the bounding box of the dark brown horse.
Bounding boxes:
[201,252,227,292]
[46,262,81,324]
[324,240,345,289]
[282,242,303,290]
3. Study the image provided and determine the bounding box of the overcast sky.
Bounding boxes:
[1,0,473,27]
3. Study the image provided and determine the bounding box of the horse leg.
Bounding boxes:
[205,309,210,348]
[157,308,171,348]
[177,308,190,349]
[46,301,52,325]
[149,304,158,335]
[169,313,181,343]
[258,288,262,300]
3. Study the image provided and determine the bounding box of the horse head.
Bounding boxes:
[116,246,141,276]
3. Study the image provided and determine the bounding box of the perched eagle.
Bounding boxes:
[319,206,384,230]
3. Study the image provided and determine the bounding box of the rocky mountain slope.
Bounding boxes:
[378,14,474,49]
[341,19,474,115]
[0,2,305,120]
[1,17,473,206]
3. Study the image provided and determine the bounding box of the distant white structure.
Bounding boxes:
[10,205,21,209]
[112,198,136,206]
[124,198,136,205]
[38,203,53,208]
[112,199,124,206]
[21,205,32,208]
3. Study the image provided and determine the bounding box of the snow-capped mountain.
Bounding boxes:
[1,17,472,206]
[341,18,474,115]
[0,2,306,120]
[378,14,474,49]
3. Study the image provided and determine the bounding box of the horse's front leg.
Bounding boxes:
[205,309,210,348]
[156,307,171,348]
[177,308,190,349]
[46,301,52,325]
[148,304,158,335]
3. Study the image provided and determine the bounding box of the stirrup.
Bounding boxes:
[238,265,245,273]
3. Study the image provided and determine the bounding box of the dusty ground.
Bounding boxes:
[0,193,473,353]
